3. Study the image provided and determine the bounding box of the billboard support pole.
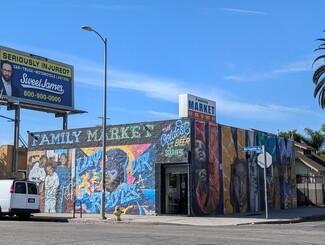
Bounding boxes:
[63,113,68,130]
[12,103,20,172]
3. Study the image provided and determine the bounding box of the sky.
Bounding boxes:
[1,0,325,146]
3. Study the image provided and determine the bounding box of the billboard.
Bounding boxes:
[0,46,74,110]
[179,94,216,122]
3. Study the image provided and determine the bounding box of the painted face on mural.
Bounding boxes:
[46,164,55,176]
[60,153,68,167]
[233,159,248,212]
[39,155,48,168]
[194,139,206,168]
[105,148,128,193]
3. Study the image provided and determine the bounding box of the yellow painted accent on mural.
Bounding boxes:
[78,171,92,196]
[236,128,248,213]
[80,144,151,188]
[81,147,101,156]
[237,129,246,161]
[221,126,234,214]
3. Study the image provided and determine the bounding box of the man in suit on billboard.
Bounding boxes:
[0,60,18,97]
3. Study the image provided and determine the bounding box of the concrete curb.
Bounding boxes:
[26,206,325,226]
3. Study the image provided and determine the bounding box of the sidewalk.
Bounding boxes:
[32,206,325,226]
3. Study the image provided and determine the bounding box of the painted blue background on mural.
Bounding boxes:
[75,144,156,215]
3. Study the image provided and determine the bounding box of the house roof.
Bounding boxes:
[294,141,317,151]
[295,151,325,172]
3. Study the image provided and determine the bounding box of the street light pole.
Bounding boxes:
[82,25,107,220]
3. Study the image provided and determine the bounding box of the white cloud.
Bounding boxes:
[73,56,320,124]
[274,60,311,73]
[147,110,178,119]
[225,59,312,82]
[108,70,187,103]
[220,8,266,15]
[224,73,272,82]
[216,99,317,121]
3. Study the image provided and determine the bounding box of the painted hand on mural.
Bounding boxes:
[197,169,208,194]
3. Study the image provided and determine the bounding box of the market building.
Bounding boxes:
[26,106,296,216]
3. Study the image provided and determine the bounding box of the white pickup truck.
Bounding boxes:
[0,179,40,220]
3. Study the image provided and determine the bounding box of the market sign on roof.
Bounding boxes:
[178,94,216,122]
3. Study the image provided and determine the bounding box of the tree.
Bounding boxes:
[312,31,325,109]
[279,126,325,154]
[278,129,303,142]
[301,127,325,151]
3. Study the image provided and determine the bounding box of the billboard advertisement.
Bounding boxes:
[0,46,73,110]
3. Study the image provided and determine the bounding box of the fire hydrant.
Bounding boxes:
[113,205,123,221]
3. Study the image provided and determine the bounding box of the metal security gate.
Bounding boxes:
[296,174,324,206]
[160,164,189,215]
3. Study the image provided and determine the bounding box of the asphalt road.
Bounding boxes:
[0,218,324,245]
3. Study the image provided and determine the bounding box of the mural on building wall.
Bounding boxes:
[221,126,234,214]
[191,121,221,215]
[191,120,296,216]
[75,144,156,215]
[27,118,296,217]
[27,119,190,215]
[27,144,156,215]
[229,128,248,214]
[192,120,207,215]
[278,137,294,209]
[257,134,278,211]
[266,136,277,210]
[247,130,258,212]
[220,127,248,214]
[158,119,191,163]
[208,123,221,214]
[28,149,75,213]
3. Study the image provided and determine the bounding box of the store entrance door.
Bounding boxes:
[163,165,188,215]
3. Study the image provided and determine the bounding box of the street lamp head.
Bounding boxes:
[81,25,106,44]
[81,26,93,32]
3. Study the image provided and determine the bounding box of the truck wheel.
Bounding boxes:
[18,214,30,221]
[0,208,2,220]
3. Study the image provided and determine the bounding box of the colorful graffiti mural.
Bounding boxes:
[27,119,296,217]
[75,144,156,215]
[27,120,191,215]
[158,119,191,162]
[247,130,258,212]
[27,149,74,213]
[192,121,221,215]
[27,144,156,215]
[191,120,296,216]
